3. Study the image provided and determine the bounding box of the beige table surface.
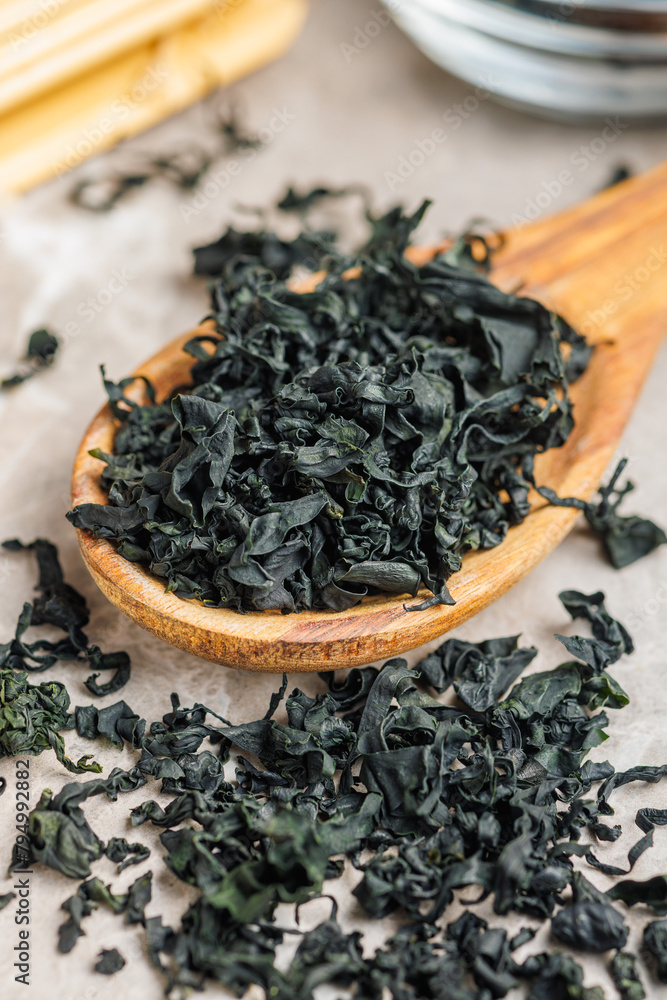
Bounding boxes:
[1,2,667,998]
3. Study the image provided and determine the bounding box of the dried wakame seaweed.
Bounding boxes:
[1,538,131,694]
[68,200,595,612]
[528,457,666,569]
[13,583,667,997]
[0,538,133,772]
[94,948,126,975]
[70,105,263,213]
[1,328,58,389]
[0,669,100,774]
[611,950,646,1000]
[643,919,667,983]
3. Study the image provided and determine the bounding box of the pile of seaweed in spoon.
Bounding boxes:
[3,539,667,998]
[67,194,609,613]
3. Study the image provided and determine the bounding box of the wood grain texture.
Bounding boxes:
[0,0,308,196]
[0,0,215,115]
[71,161,667,671]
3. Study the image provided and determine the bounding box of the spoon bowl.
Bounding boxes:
[72,162,667,671]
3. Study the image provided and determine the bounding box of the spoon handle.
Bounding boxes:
[492,160,667,350]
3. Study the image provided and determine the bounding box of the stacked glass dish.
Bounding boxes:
[384,0,667,120]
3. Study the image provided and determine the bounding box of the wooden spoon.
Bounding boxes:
[71,161,667,672]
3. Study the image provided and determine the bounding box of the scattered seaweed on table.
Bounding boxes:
[6,568,667,996]
[611,950,646,1000]
[69,103,263,213]
[1,329,58,389]
[0,539,132,772]
[0,669,100,774]
[643,919,667,983]
[1,539,131,695]
[528,456,666,569]
[58,872,152,953]
[94,947,126,975]
[69,149,216,212]
[275,183,369,214]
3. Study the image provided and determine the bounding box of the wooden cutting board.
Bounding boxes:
[0,0,308,196]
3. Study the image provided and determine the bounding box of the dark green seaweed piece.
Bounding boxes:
[607,876,667,915]
[556,588,633,671]
[0,891,15,909]
[276,185,367,214]
[59,877,128,953]
[418,634,538,710]
[58,890,95,953]
[69,148,218,212]
[551,902,628,952]
[193,226,338,280]
[94,948,126,975]
[281,906,367,1000]
[1,539,131,695]
[2,538,89,647]
[145,906,284,996]
[75,701,145,749]
[58,871,151,953]
[524,953,604,1000]
[0,669,100,774]
[445,911,521,996]
[18,768,147,878]
[610,951,646,1000]
[643,919,667,983]
[529,458,666,569]
[601,165,633,190]
[1,328,59,388]
[105,836,150,872]
[70,151,211,212]
[71,174,150,212]
[70,105,262,212]
[126,870,152,924]
[83,651,131,696]
[216,104,263,154]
